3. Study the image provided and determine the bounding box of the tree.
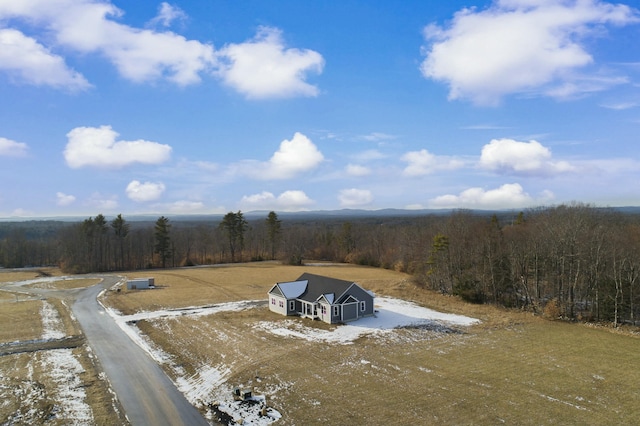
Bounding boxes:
[265,211,282,260]
[111,214,130,270]
[154,216,172,268]
[219,211,248,262]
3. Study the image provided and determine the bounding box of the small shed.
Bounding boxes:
[127,277,154,290]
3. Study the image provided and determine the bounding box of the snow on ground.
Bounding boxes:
[39,300,94,425]
[254,296,479,344]
[103,295,478,424]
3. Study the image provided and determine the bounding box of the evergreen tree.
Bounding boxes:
[219,211,248,262]
[111,214,130,270]
[265,211,282,260]
[154,216,172,268]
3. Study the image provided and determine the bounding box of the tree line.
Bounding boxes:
[1,204,640,325]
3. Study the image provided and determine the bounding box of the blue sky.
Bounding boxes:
[1,0,640,217]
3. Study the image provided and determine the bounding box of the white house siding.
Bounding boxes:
[269,295,288,316]
[127,278,151,290]
[318,301,331,323]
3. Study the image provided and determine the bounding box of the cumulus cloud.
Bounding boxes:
[56,192,76,206]
[338,188,373,207]
[240,190,314,211]
[479,138,575,175]
[0,0,215,87]
[64,125,172,169]
[240,132,324,180]
[428,183,548,209]
[401,149,464,176]
[345,164,371,177]
[0,137,28,156]
[0,29,90,90]
[1,3,326,95]
[126,180,166,202]
[421,0,639,104]
[216,26,324,99]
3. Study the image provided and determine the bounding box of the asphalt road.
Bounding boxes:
[71,277,209,426]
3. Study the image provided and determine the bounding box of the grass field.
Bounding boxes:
[102,263,640,425]
[0,274,128,425]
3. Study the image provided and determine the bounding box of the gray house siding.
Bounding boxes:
[268,273,375,324]
[342,302,359,322]
[342,284,375,317]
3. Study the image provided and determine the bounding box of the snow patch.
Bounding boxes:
[254,296,478,344]
[40,300,65,340]
[40,349,94,424]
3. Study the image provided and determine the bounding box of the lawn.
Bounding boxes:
[102,263,640,425]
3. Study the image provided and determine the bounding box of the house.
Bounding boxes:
[126,277,154,290]
[267,273,375,324]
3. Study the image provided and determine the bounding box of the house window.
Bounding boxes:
[279,300,284,308]
[289,301,295,311]
[360,301,366,312]
[333,306,339,317]
[322,305,326,314]
[271,298,275,305]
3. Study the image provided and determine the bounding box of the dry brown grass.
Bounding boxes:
[26,278,102,290]
[0,347,128,425]
[0,268,63,283]
[108,263,640,424]
[106,263,410,315]
[0,299,43,343]
[0,271,127,425]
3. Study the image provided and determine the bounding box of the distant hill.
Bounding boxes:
[3,206,640,224]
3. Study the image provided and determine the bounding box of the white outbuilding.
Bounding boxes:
[126,277,155,290]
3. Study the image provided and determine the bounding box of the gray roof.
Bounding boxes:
[296,272,355,303]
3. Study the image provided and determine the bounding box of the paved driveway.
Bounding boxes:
[71,277,209,426]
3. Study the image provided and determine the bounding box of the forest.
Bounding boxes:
[1,203,639,326]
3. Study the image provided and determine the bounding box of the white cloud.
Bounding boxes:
[86,193,118,211]
[56,192,76,206]
[241,132,324,180]
[148,2,187,28]
[360,132,397,142]
[401,149,464,176]
[64,125,172,169]
[216,26,324,99]
[479,138,575,175]
[240,190,314,211]
[10,208,34,217]
[352,149,386,162]
[0,29,90,90]
[165,200,205,213]
[126,180,166,202]
[338,188,373,207]
[345,164,371,177]
[0,0,215,87]
[0,136,28,156]
[428,183,546,209]
[421,0,639,104]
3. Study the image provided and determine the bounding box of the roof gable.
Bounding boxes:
[268,284,283,297]
[317,293,335,304]
[275,280,308,299]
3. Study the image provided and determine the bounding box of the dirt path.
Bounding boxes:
[72,277,209,426]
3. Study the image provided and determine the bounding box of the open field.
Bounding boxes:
[0,268,64,284]
[103,263,640,425]
[0,278,128,425]
[108,262,412,315]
